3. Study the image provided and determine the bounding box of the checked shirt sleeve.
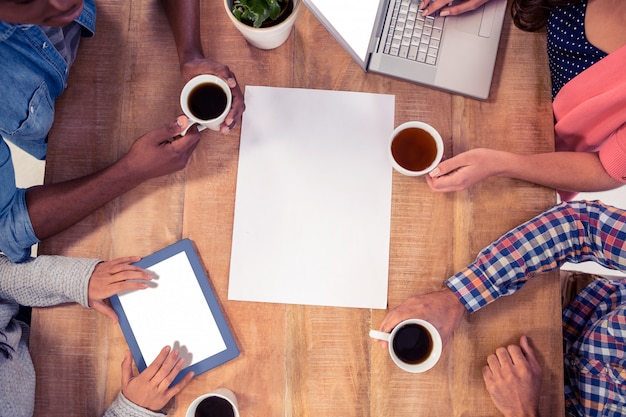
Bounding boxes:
[446,201,626,313]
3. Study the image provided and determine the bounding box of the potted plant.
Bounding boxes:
[224,0,300,50]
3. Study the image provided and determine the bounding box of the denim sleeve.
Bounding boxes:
[0,141,39,263]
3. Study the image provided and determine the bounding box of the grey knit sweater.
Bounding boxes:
[0,255,163,417]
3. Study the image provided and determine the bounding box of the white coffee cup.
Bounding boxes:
[180,74,232,134]
[369,318,442,373]
[388,121,444,176]
[186,388,239,417]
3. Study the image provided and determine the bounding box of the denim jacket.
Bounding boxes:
[0,0,96,262]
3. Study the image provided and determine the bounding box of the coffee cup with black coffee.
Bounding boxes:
[180,74,232,134]
[186,388,239,417]
[369,318,442,373]
[388,121,444,176]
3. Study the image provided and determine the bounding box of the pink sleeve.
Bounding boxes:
[599,127,626,183]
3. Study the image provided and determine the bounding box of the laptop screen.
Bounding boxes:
[303,0,381,68]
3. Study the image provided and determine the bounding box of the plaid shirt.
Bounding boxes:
[446,201,626,416]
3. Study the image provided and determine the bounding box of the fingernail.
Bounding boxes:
[440,10,450,17]
[228,78,236,87]
[429,167,441,177]
[176,115,188,127]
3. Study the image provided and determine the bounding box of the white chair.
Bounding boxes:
[560,186,626,279]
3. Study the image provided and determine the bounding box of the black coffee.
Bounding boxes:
[194,396,235,417]
[187,83,228,121]
[392,323,433,364]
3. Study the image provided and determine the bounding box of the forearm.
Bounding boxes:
[446,201,626,312]
[25,159,143,240]
[0,255,99,307]
[497,150,623,193]
[103,392,163,417]
[159,0,204,67]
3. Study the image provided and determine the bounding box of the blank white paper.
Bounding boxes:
[118,252,227,367]
[228,86,394,309]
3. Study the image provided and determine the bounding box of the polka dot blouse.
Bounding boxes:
[547,0,607,99]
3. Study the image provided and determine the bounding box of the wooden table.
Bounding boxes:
[30,0,564,415]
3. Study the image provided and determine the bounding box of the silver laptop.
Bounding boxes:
[303,0,507,99]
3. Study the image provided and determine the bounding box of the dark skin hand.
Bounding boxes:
[26,116,201,240]
[160,0,246,134]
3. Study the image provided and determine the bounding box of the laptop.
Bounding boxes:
[303,0,508,99]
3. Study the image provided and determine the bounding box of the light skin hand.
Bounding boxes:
[121,347,194,412]
[427,148,623,194]
[88,256,153,322]
[426,148,501,192]
[376,288,466,349]
[181,59,246,134]
[421,0,493,17]
[482,335,542,417]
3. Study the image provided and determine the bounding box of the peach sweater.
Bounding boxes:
[553,44,626,201]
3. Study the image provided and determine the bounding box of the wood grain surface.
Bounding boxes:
[30,0,563,416]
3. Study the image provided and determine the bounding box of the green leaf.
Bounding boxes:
[232,0,286,27]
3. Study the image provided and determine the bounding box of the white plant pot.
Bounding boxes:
[224,0,300,50]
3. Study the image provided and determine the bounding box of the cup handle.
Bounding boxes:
[369,329,391,342]
[180,121,208,136]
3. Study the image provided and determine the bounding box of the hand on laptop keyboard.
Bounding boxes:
[420,0,493,17]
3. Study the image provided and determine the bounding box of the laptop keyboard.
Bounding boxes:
[382,0,446,65]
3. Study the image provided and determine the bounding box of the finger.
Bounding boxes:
[166,370,195,398]
[91,300,119,322]
[169,126,201,151]
[494,346,514,368]
[121,350,134,388]
[520,335,541,370]
[159,355,187,390]
[106,263,147,276]
[153,349,181,383]
[107,279,151,295]
[422,0,451,16]
[107,256,142,265]
[485,353,501,374]
[429,158,463,177]
[379,311,403,334]
[444,0,489,16]
[224,91,245,129]
[144,346,172,381]
[170,116,191,138]
[506,342,527,367]
[482,363,494,381]
[103,269,153,284]
[420,0,433,9]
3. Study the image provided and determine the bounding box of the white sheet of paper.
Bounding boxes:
[228,86,394,309]
[118,252,227,366]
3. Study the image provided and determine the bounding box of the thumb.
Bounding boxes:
[170,115,190,137]
[520,335,540,368]
[429,155,463,178]
[121,350,134,388]
[91,300,119,323]
[151,115,190,144]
